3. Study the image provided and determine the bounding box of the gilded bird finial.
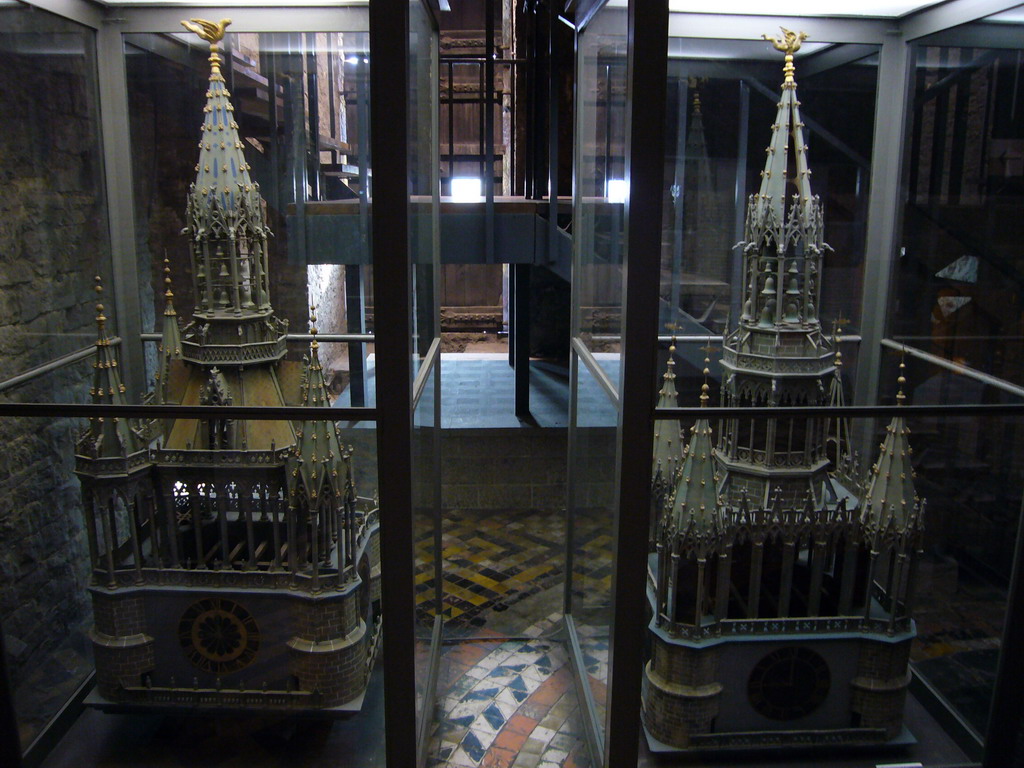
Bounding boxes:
[181,18,232,45]
[182,18,232,79]
[762,27,808,86]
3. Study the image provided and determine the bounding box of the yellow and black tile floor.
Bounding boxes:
[413,509,614,636]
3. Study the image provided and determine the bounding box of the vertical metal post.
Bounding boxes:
[983,493,1024,766]
[514,264,531,419]
[306,33,321,203]
[729,80,750,330]
[283,33,309,263]
[369,1,416,765]
[547,4,560,265]
[508,263,516,368]
[605,0,668,764]
[855,33,913,410]
[346,266,366,407]
[485,0,495,264]
[669,76,688,323]
[96,22,144,400]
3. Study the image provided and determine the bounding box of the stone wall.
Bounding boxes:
[0,7,108,745]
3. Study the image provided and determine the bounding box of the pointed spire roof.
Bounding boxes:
[669,419,722,538]
[289,308,349,507]
[669,350,723,538]
[754,28,813,224]
[863,357,919,533]
[736,29,829,333]
[155,259,183,405]
[652,337,683,487]
[79,277,142,458]
[183,18,258,220]
[182,17,274,322]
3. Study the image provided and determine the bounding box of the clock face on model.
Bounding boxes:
[178,597,260,675]
[747,646,831,721]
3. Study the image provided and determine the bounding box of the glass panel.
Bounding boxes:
[568,4,628,757]
[660,38,878,344]
[408,1,441,760]
[0,2,108,748]
[413,363,440,728]
[574,7,628,377]
[124,29,373,407]
[891,7,1024,391]
[410,2,440,377]
[569,358,618,729]
[0,3,112,407]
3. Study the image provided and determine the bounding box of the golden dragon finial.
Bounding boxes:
[762,27,808,86]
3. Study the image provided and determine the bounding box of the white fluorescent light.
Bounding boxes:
[450,177,482,201]
[668,0,943,17]
[606,179,629,204]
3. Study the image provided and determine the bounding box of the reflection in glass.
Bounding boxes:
[892,14,1024,390]
[661,41,878,342]
[0,6,112,399]
[574,8,627,371]
[0,3,109,749]
[408,1,441,759]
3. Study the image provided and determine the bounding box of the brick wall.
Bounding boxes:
[851,638,911,738]
[288,592,366,706]
[642,636,721,747]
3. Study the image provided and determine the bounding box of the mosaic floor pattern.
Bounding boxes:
[415,509,612,636]
[427,623,592,768]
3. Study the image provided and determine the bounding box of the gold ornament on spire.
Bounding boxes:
[181,18,232,79]
[896,348,908,405]
[163,257,176,317]
[762,27,808,87]
[309,305,319,350]
[94,276,107,338]
[699,338,717,408]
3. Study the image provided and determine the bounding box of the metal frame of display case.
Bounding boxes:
[2,0,1024,766]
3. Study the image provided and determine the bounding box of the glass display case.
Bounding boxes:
[3,1,1024,767]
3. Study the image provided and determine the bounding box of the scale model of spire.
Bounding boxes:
[644,33,922,749]
[180,17,283,366]
[287,308,359,589]
[667,354,723,541]
[78,277,144,459]
[863,357,923,535]
[717,29,835,509]
[738,28,827,330]
[652,336,683,500]
[154,259,183,407]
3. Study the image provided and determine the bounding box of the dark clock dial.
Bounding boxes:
[747,646,830,721]
[178,597,260,675]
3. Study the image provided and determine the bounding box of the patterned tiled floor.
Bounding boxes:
[427,623,592,768]
[414,509,613,637]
